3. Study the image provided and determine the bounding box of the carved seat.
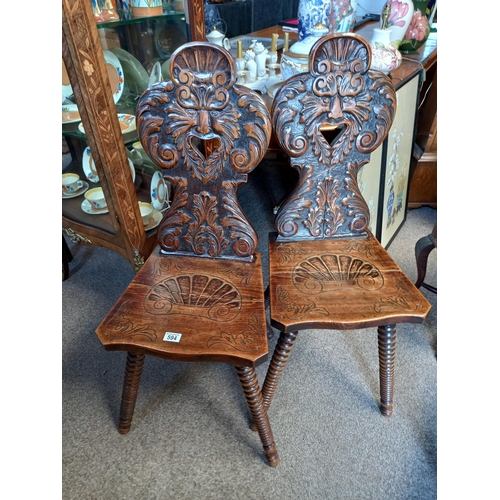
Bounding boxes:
[95,42,279,466]
[261,34,432,421]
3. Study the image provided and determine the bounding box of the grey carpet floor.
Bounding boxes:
[62,159,437,499]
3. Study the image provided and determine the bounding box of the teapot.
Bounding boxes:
[206,26,231,50]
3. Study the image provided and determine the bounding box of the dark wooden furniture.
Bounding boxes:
[62,0,206,275]
[415,223,437,293]
[408,62,437,209]
[95,42,279,467]
[261,34,432,422]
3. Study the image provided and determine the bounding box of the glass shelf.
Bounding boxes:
[96,11,185,30]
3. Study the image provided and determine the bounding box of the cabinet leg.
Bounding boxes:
[62,235,73,281]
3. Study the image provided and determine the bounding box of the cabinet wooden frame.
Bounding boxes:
[62,0,206,272]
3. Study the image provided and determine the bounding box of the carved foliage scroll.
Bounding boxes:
[272,34,396,241]
[136,43,271,260]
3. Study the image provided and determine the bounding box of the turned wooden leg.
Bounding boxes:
[236,366,280,467]
[261,330,298,411]
[119,352,146,434]
[378,325,396,417]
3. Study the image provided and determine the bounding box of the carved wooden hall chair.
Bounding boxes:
[261,33,432,422]
[95,42,279,467]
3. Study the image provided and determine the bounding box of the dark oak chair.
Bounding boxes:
[95,42,279,467]
[261,33,432,420]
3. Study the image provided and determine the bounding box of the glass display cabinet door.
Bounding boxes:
[62,0,206,272]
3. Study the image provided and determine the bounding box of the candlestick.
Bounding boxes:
[237,39,243,59]
[271,33,278,53]
[283,32,289,52]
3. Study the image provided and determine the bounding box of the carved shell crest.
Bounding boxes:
[292,253,384,294]
[144,274,242,322]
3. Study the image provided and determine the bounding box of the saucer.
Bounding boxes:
[150,171,169,210]
[144,209,162,231]
[81,199,109,215]
[62,181,89,199]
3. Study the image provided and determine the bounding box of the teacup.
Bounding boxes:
[138,201,154,226]
[85,187,107,210]
[62,173,83,194]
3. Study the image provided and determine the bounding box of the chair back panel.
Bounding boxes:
[137,42,271,261]
[272,33,396,241]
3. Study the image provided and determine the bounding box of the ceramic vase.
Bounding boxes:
[369,27,402,75]
[380,0,414,49]
[398,0,431,53]
[297,0,358,41]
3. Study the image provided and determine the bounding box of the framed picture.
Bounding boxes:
[378,73,420,247]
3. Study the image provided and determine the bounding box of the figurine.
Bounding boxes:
[252,42,269,80]
[244,49,257,83]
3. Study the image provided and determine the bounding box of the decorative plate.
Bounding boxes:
[78,114,136,135]
[62,104,81,124]
[82,146,136,184]
[103,50,124,103]
[150,171,169,210]
[62,58,73,101]
[148,61,163,88]
[110,47,149,94]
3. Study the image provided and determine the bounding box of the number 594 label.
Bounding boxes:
[163,332,182,342]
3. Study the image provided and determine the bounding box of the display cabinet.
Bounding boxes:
[62,0,205,277]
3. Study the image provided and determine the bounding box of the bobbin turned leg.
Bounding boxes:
[118,352,146,434]
[251,330,299,432]
[236,366,280,467]
[378,325,396,417]
[261,330,299,411]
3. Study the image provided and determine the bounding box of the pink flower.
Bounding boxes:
[405,11,429,41]
[387,1,410,28]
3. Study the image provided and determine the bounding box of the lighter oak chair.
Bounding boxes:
[96,42,279,466]
[261,33,432,421]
